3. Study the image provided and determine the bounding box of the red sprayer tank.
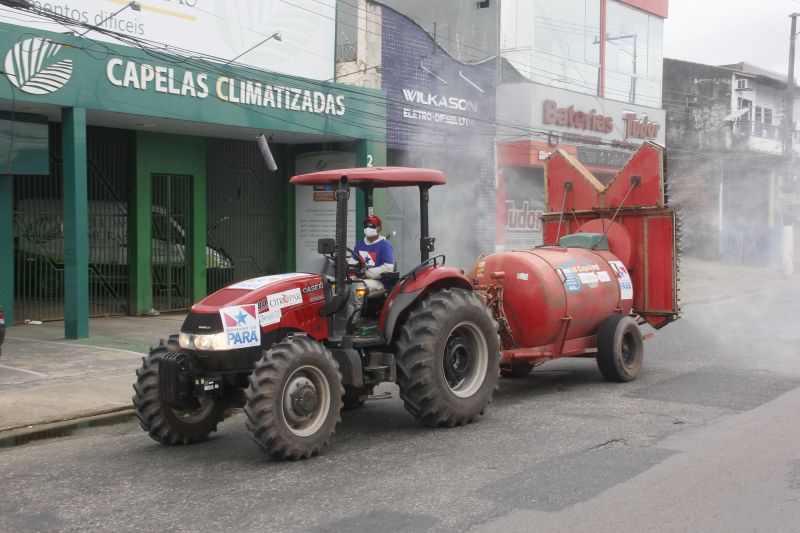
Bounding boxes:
[472,248,632,348]
[472,141,678,368]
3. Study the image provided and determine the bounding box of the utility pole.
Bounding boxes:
[783,13,799,276]
[785,13,798,159]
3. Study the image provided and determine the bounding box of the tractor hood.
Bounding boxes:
[190,273,325,316]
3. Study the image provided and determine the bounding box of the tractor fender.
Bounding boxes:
[382,266,473,343]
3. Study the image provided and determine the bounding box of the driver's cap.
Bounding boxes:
[363,215,382,227]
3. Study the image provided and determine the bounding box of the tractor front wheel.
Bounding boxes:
[133,338,227,445]
[395,288,500,427]
[596,315,644,382]
[244,335,343,460]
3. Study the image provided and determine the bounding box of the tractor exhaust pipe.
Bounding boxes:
[335,176,350,299]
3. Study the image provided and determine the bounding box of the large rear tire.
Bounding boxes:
[395,288,500,427]
[133,337,227,445]
[596,315,644,382]
[244,335,343,460]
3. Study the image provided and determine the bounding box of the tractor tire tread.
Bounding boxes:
[395,288,501,428]
[243,335,343,460]
[132,344,226,446]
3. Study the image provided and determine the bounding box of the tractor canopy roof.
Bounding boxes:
[290,166,446,187]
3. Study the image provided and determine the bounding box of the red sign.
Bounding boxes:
[543,99,614,134]
[623,112,661,139]
[617,0,668,18]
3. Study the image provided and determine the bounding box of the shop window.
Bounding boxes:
[604,0,663,106]
[532,0,601,96]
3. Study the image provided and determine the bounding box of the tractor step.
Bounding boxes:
[349,335,385,348]
[364,365,389,372]
[366,391,392,401]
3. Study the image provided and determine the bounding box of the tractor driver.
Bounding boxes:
[349,214,395,292]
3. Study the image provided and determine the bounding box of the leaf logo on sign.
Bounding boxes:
[4,38,73,95]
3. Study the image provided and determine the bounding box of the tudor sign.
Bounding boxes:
[622,111,661,139]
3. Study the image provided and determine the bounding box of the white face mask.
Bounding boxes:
[364,227,378,238]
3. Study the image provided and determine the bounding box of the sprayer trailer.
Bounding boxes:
[472,141,679,379]
[134,167,501,460]
[133,142,678,460]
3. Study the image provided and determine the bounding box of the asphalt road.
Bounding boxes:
[2,285,799,533]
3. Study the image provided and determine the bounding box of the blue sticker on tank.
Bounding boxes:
[560,267,582,292]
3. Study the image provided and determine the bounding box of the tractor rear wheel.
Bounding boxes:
[133,337,227,445]
[395,288,500,427]
[596,315,644,382]
[244,335,343,460]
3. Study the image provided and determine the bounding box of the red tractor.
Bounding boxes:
[134,167,501,459]
[134,142,679,460]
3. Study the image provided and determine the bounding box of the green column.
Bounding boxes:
[62,107,88,339]
[0,175,13,325]
[190,168,206,302]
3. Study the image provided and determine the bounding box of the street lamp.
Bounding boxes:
[226,32,282,65]
[78,1,140,37]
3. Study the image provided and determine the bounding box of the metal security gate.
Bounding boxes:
[151,174,192,312]
[206,138,287,293]
[13,174,64,322]
[87,127,132,317]
[13,125,132,323]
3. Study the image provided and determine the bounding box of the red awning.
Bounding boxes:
[290,166,446,187]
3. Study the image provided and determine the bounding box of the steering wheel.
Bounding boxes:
[345,247,369,276]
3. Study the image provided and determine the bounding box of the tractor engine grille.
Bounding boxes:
[181,312,223,334]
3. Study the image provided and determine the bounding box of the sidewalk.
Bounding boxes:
[0,313,184,447]
[0,258,798,448]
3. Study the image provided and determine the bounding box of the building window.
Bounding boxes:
[604,0,663,107]
[336,0,359,62]
[532,0,601,96]
[764,108,773,125]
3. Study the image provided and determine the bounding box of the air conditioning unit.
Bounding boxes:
[736,78,751,90]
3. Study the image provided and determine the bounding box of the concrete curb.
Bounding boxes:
[0,408,135,449]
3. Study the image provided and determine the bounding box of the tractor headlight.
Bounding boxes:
[179,332,230,351]
[178,333,192,349]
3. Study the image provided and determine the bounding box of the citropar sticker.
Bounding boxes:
[266,288,303,309]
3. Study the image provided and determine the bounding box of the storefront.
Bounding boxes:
[0,17,386,337]
[495,83,666,250]
[381,7,496,272]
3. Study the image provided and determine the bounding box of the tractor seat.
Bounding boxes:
[363,271,399,300]
[380,271,400,294]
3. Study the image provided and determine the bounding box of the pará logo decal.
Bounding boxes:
[5,38,73,95]
[219,304,261,348]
